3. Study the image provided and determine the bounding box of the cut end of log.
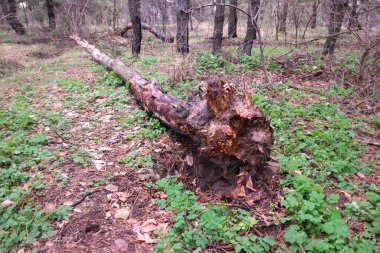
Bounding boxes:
[200,80,274,167]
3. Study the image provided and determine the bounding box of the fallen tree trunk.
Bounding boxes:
[71,35,275,199]
[121,22,174,43]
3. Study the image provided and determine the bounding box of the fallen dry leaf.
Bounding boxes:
[185,154,194,166]
[44,203,56,212]
[114,239,129,252]
[99,146,113,152]
[105,184,119,192]
[140,219,159,233]
[115,207,130,220]
[356,172,365,179]
[1,199,14,208]
[92,159,106,170]
[73,208,82,213]
[116,192,129,202]
[137,231,156,244]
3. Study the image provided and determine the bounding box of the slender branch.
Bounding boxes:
[0,14,10,21]
[185,1,250,17]
[284,29,362,46]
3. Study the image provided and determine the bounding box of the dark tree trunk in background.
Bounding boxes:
[323,0,348,56]
[242,0,260,55]
[228,0,238,38]
[176,0,190,53]
[128,0,142,57]
[1,0,26,35]
[46,0,56,30]
[157,0,168,33]
[348,0,361,31]
[310,0,318,29]
[278,0,288,33]
[212,0,225,54]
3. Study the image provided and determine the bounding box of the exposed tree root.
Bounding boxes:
[71,35,278,201]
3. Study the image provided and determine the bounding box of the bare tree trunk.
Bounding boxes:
[1,0,26,35]
[157,0,168,33]
[242,0,259,55]
[46,0,56,30]
[323,0,348,56]
[228,0,238,38]
[176,0,190,53]
[348,0,361,31]
[71,35,275,195]
[275,1,280,40]
[121,22,174,43]
[278,0,288,33]
[212,0,225,54]
[310,0,319,29]
[128,0,142,57]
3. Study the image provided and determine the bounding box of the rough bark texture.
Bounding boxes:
[228,0,238,38]
[242,0,260,56]
[1,0,26,35]
[278,0,288,33]
[128,0,142,57]
[310,0,319,29]
[157,0,168,34]
[71,36,275,197]
[121,22,174,43]
[46,0,56,30]
[176,0,190,53]
[212,0,225,54]
[348,0,361,31]
[323,0,348,56]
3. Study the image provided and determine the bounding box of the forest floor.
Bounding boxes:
[0,28,379,253]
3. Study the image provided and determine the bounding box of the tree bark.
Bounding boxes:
[323,0,348,56]
[348,0,361,31]
[1,0,26,35]
[278,0,288,33]
[228,0,238,38]
[310,0,319,29]
[176,0,190,53]
[128,0,142,57]
[121,22,174,43]
[212,0,225,54]
[242,0,260,55]
[71,36,274,194]
[46,0,56,30]
[157,0,168,33]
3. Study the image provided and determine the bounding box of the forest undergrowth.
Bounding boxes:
[0,32,379,253]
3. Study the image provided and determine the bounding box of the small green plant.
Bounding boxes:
[88,172,113,187]
[55,77,88,93]
[153,177,275,253]
[95,71,123,86]
[118,151,154,169]
[41,111,72,130]
[373,114,380,127]
[162,80,195,99]
[251,82,378,252]
[0,93,71,250]
[195,51,235,74]
[71,147,91,167]
[141,56,159,66]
